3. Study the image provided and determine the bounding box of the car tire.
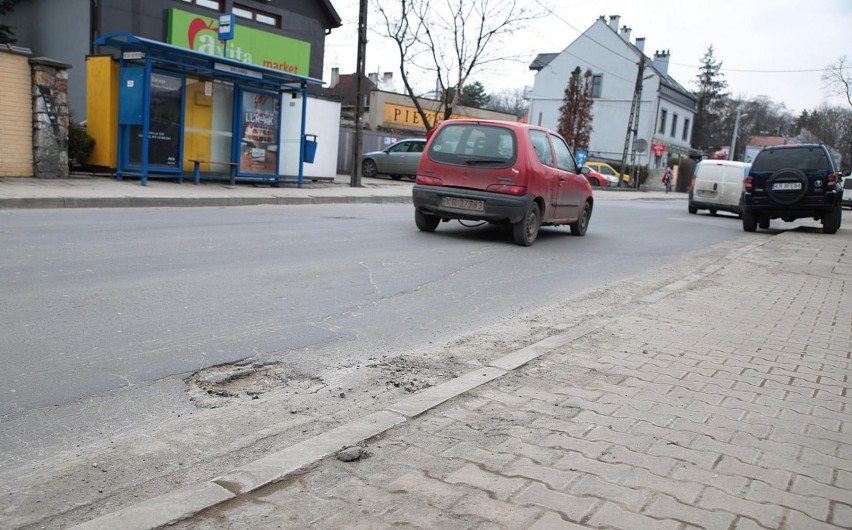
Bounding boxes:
[570,202,591,237]
[759,215,770,229]
[743,209,758,232]
[362,159,378,178]
[822,204,842,234]
[513,202,540,246]
[414,210,440,232]
[589,177,600,187]
[688,205,698,214]
[709,209,717,216]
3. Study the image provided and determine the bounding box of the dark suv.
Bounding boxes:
[742,144,843,234]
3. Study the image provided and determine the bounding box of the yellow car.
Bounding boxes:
[585,161,630,184]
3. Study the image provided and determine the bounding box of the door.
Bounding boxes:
[549,133,585,220]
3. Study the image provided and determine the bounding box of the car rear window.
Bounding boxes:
[751,147,830,173]
[428,123,516,167]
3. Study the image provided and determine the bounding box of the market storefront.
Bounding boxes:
[88,32,323,186]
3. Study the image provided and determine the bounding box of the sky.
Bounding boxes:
[323,0,852,115]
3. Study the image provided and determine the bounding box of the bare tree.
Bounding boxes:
[486,87,529,118]
[822,56,852,108]
[372,0,542,131]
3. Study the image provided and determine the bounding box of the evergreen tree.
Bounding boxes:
[557,67,594,151]
[0,0,19,44]
[693,45,729,150]
[458,81,490,108]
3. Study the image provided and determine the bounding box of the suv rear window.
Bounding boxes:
[428,123,516,167]
[752,146,830,172]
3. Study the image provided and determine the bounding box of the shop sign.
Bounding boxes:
[651,143,667,157]
[383,103,466,130]
[167,8,310,75]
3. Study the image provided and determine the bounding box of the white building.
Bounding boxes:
[528,15,696,169]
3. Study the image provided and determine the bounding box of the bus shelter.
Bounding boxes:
[93,32,324,186]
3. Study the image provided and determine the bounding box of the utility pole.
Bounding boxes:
[351,0,368,187]
[619,55,645,188]
[728,108,744,161]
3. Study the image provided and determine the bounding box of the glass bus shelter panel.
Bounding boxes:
[128,72,184,171]
[238,89,280,177]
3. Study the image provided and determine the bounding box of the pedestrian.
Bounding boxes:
[662,166,673,193]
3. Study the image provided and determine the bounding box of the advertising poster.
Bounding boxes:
[129,73,183,169]
[240,91,279,175]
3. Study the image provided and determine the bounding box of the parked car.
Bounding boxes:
[842,172,852,209]
[361,138,426,180]
[584,167,618,187]
[412,119,594,246]
[688,159,750,216]
[742,144,843,234]
[585,161,630,184]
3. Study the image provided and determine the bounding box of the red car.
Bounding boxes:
[412,119,594,246]
[583,168,617,187]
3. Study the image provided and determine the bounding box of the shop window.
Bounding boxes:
[177,0,223,10]
[234,3,281,27]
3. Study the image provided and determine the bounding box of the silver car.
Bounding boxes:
[361,138,426,180]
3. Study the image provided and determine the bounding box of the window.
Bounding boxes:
[233,3,281,27]
[529,130,553,166]
[658,109,667,134]
[178,0,222,10]
[671,114,678,137]
[549,134,578,173]
[682,118,690,141]
[591,74,603,98]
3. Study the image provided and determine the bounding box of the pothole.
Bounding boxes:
[186,360,325,408]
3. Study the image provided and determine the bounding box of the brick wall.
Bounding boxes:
[0,46,34,177]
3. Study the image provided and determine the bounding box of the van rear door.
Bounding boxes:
[694,163,722,202]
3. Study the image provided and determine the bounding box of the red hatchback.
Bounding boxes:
[412,119,593,246]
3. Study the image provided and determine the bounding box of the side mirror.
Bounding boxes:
[580,166,590,175]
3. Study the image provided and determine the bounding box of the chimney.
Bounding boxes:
[368,72,378,85]
[608,15,620,31]
[330,67,339,88]
[653,50,670,76]
[619,25,632,42]
[382,71,393,85]
[635,37,646,53]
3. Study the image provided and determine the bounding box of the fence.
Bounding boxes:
[337,128,425,175]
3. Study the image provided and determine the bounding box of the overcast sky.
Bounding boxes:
[324,0,852,115]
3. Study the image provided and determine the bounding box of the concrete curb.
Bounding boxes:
[68,234,755,530]
[0,195,414,210]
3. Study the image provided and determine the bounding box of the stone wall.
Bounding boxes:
[0,45,34,177]
[31,57,71,178]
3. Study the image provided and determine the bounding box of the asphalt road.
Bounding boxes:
[0,200,746,461]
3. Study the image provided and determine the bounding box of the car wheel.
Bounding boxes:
[688,205,698,214]
[414,210,440,232]
[513,202,540,246]
[709,209,717,216]
[362,159,378,178]
[570,202,591,236]
[743,209,758,232]
[589,177,600,187]
[822,204,842,234]
[758,215,770,229]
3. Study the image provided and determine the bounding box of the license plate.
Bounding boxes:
[772,182,802,191]
[442,197,485,211]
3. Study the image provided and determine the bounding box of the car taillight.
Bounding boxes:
[416,175,442,186]
[486,184,527,195]
[826,172,837,191]
[690,175,696,190]
[744,176,753,192]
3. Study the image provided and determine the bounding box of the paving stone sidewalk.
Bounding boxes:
[161,229,851,529]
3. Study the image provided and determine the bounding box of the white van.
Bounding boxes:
[842,174,852,209]
[688,160,751,216]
